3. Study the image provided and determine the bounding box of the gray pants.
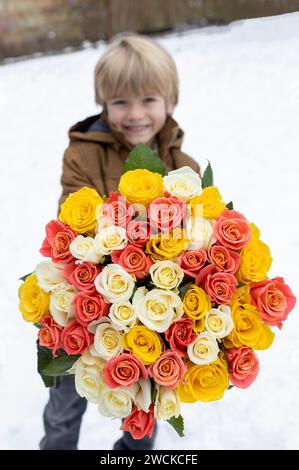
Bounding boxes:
[40,375,157,450]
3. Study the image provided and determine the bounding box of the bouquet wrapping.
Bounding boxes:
[18,145,296,439]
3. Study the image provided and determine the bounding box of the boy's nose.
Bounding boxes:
[127,104,145,121]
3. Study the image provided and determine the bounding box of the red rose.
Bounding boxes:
[148,196,184,232]
[214,209,251,251]
[103,353,148,388]
[148,350,186,389]
[73,291,110,327]
[120,404,155,440]
[38,314,63,357]
[165,316,197,357]
[102,192,134,228]
[127,220,150,248]
[208,245,240,274]
[250,277,296,329]
[61,320,93,355]
[225,346,260,388]
[63,261,101,293]
[177,249,207,278]
[111,244,153,279]
[40,220,76,263]
[197,265,237,304]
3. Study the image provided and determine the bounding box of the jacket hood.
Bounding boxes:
[68,111,185,157]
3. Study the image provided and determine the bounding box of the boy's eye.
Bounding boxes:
[112,100,126,105]
[144,97,156,103]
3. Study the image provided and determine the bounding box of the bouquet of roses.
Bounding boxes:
[18,144,296,439]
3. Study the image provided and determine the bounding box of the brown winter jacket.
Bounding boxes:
[58,112,201,210]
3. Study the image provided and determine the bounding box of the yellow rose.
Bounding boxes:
[177,355,229,403]
[18,273,50,323]
[183,285,211,332]
[237,238,272,284]
[250,222,261,240]
[118,169,163,206]
[189,186,226,220]
[59,187,103,234]
[146,229,188,261]
[122,325,164,365]
[223,286,275,350]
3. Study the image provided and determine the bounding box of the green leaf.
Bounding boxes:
[150,380,158,404]
[37,342,56,387]
[226,201,234,210]
[228,385,234,390]
[202,161,213,188]
[122,144,166,176]
[41,352,80,376]
[19,272,33,282]
[178,281,193,298]
[167,415,185,437]
[37,342,80,389]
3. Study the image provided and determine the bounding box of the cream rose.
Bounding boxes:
[187,331,220,365]
[149,260,184,291]
[186,216,216,251]
[49,285,76,327]
[135,378,152,413]
[205,305,234,339]
[71,350,106,403]
[108,301,137,331]
[35,261,66,292]
[133,287,183,333]
[163,166,202,202]
[94,264,135,303]
[155,385,181,421]
[98,383,139,418]
[69,235,103,263]
[90,318,123,360]
[94,225,127,255]
[95,215,113,235]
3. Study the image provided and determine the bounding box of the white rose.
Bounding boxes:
[69,235,103,263]
[50,285,76,326]
[163,166,202,202]
[94,225,127,255]
[35,261,66,292]
[94,264,135,303]
[69,348,107,373]
[205,305,234,339]
[90,318,123,360]
[135,379,152,413]
[155,385,181,421]
[95,215,113,234]
[133,287,183,333]
[72,351,106,403]
[109,301,137,331]
[186,216,216,251]
[99,383,139,418]
[149,260,184,291]
[187,331,219,365]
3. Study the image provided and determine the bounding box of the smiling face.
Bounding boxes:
[106,95,174,148]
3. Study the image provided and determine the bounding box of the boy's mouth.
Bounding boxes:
[124,125,150,134]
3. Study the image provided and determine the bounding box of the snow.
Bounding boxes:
[1,11,299,450]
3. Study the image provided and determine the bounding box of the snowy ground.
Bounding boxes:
[0,11,299,450]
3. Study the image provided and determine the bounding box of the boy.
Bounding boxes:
[40,33,201,451]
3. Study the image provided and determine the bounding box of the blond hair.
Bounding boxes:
[94,33,179,106]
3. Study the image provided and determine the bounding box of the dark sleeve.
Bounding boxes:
[57,146,94,215]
